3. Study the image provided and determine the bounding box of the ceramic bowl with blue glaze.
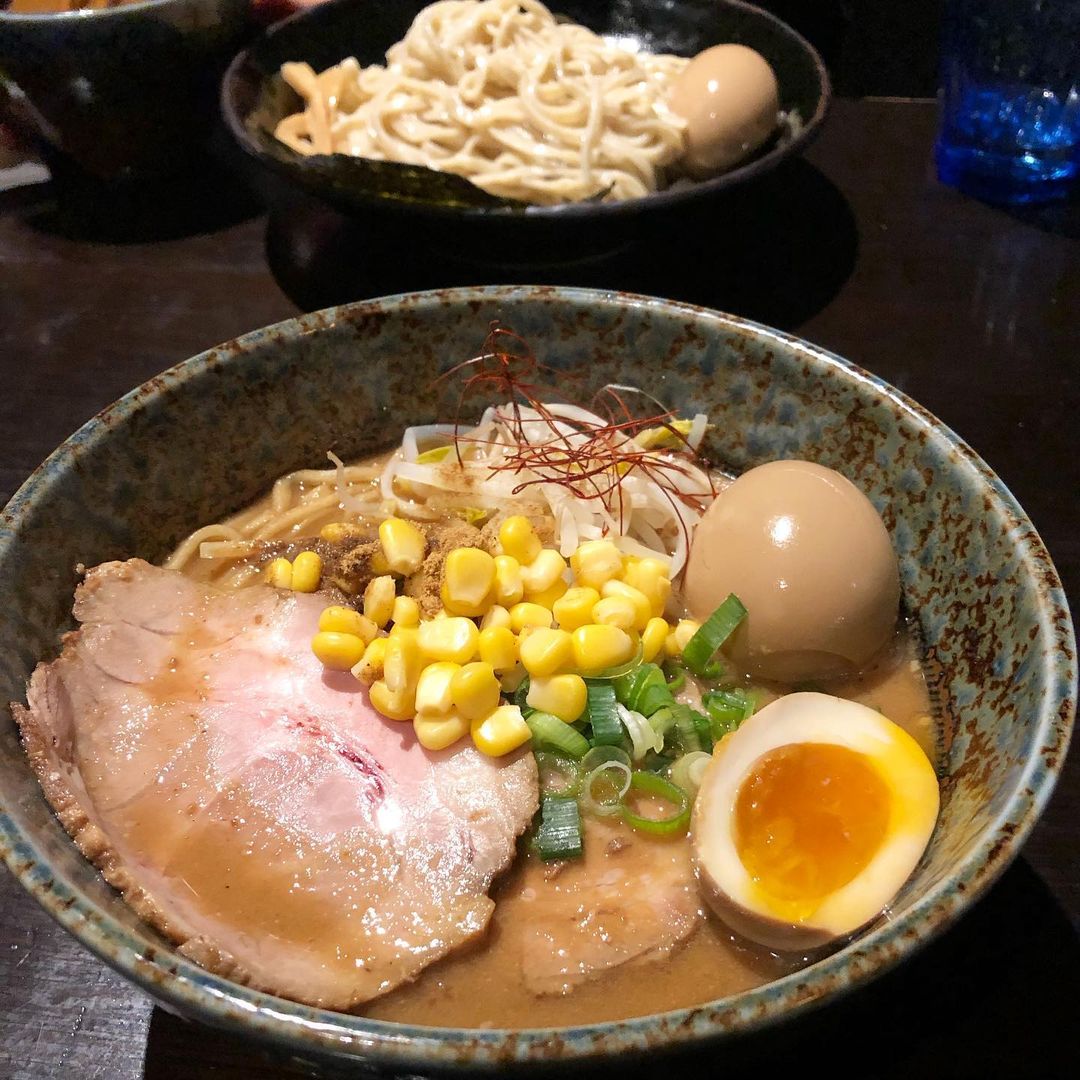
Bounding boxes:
[0,287,1073,1070]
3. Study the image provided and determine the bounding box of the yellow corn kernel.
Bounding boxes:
[291,550,323,593]
[379,517,426,576]
[370,549,391,576]
[319,522,349,543]
[318,605,377,643]
[480,604,512,631]
[570,539,623,590]
[571,623,635,675]
[519,627,573,678]
[414,710,469,751]
[622,556,672,616]
[418,616,480,665]
[442,547,496,617]
[265,557,293,589]
[526,673,588,722]
[383,631,423,698]
[415,661,461,715]
[591,595,637,631]
[509,602,553,632]
[471,704,532,757]
[642,616,671,663]
[665,630,681,658]
[478,625,518,671]
[363,574,396,627]
[369,679,414,721]
[499,662,528,693]
[311,631,367,671]
[520,549,567,595]
[391,595,420,628]
[351,636,387,685]
[675,619,701,651]
[451,662,502,721]
[601,580,652,630]
[526,577,568,610]
[552,586,601,630]
[493,555,524,608]
[498,515,541,564]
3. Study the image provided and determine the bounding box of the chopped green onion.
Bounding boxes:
[535,796,583,860]
[585,680,624,746]
[617,703,665,760]
[668,751,713,797]
[513,675,531,711]
[525,711,590,759]
[662,661,687,693]
[581,745,631,773]
[620,771,692,836]
[642,751,675,774]
[702,687,757,738]
[590,640,644,679]
[613,663,672,716]
[637,680,674,718]
[682,594,747,676]
[534,751,582,797]
[693,710,714,753]
[580,759,633,818]
[667,703,712,754]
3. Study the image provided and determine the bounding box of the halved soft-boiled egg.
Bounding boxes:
[692,692,939,952]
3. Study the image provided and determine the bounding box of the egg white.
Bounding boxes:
[692,692,940,951]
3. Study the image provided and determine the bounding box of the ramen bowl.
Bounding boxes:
[0,287,1073,1070]
[221,0,830,262]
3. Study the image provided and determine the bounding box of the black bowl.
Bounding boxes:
[221,0,829,255]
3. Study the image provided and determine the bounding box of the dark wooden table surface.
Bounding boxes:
[1,98,1078,1078]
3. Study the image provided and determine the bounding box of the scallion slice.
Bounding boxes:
[590,640,644,680]
[668,750,713,797]
[682,594,747,676]
[662,661,687,693]
[525,711,590,759]
[620,771,692,836]
[617,703,665,760]
[581,745,631,773]
[534,751,582,797]
[586,681,625,746]
[702,687,757,738]
[535,796,583,860]
[580,759,633,818]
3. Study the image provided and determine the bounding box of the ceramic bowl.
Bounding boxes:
[220,0,829,259]
[0,287,1073,1071]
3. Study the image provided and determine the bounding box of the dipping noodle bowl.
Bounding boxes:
[13,326,945,1026]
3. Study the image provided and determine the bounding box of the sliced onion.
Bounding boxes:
[580,760,632,817]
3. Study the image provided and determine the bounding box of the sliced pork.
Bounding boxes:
[14,560,537,1011]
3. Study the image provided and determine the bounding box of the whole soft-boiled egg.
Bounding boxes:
[692,693,939,952]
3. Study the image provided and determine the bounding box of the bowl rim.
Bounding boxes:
[0,0,210,22]
[219,0,832,221]
[0,285,1074,1068]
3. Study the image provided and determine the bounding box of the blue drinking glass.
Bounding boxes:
[935,0,1080,205]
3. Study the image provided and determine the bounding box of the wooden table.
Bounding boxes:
[1,99,1078,1078]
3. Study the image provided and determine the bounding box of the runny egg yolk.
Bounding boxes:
[734,743,890,918]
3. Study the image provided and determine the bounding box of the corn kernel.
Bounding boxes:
[351,637,387,685]
[391,595,420,628]
[499,515,541,564]
[509,602,553,632]
[415,661,461,715]
[418,616,480,664]
[318,605,377,642]
[675,619,701,651]
[519,627,573,678]
[601,580,651,630]
[442,547,496,617]
[384,632,422,696]
[471,703,532,757]
[479,625,518,671]
[642,616,671,663]
[379,517,426,576]
[499,662,528,693]
[370,549,391,576]
[291,550,323,593]
[552,586,600,630]
[526,577,568,609]
[311,631,367,671]
[665,630,681,658]
[266,557,293,589]
[319,522,349,543]
[571,623,635,675]
[480,604,512,631]
[570,539,623,590]
[451,662,502,721]
[591,595,637,631]
[622,556,672,616]
[520,549,567,595]
[369,679,414,721]
[414,710,469,751]
[363,574,396,627]
[493,555,524,608]
[526,673,587,722]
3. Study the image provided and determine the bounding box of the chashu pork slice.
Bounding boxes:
[14,559,537,1011]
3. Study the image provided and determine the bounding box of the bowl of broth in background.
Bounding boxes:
[0,0,252,182]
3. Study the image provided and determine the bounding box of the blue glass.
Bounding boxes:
[936,0,1080,204]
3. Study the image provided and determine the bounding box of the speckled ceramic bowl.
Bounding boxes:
[0,287,1073,1071]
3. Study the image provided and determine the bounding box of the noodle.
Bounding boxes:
[273,0,689,204]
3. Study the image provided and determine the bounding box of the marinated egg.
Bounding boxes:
[692,693,939,951]
[669,44,780,177]
[683,460,901,682]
